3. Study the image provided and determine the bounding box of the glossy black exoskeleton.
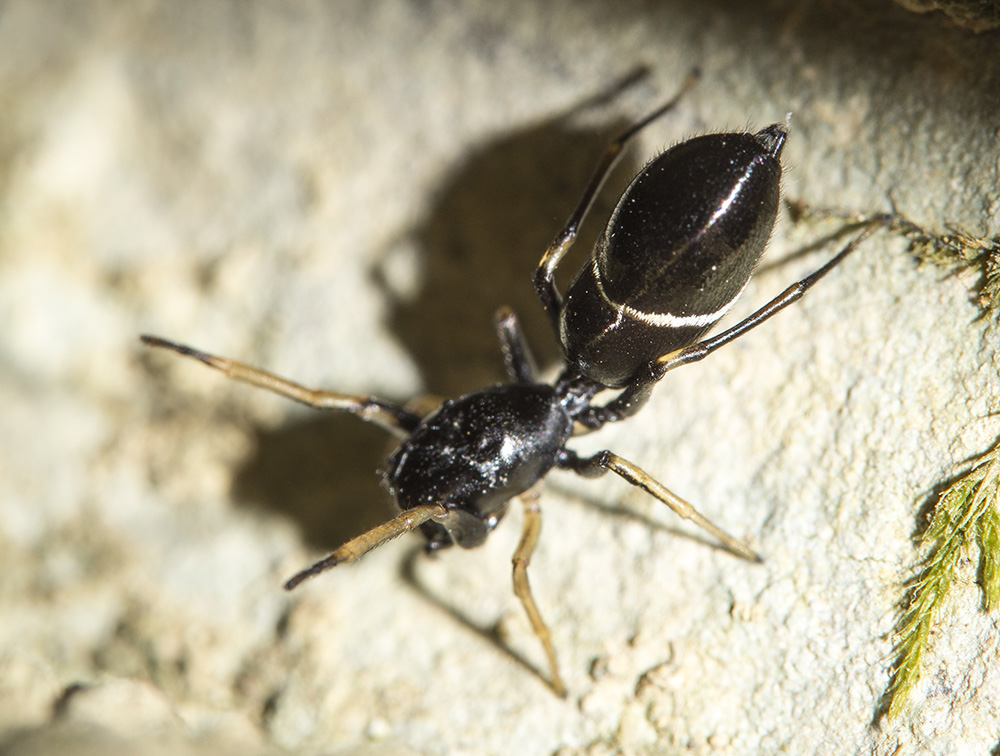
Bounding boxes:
[558,125,787,388]
[387,383,572,551]
[142,72,880,697]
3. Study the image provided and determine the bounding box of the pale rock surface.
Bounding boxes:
[1,2,998,755]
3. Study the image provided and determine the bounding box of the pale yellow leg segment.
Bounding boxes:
[140,335,417,437]
[284,503,448,590]
[512,492,567,697]
[600,452,762,563]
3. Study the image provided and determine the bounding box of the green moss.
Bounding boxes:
[884,443,1000,719]
[788,202,1000,720]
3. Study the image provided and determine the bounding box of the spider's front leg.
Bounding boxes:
[140,335,421,437]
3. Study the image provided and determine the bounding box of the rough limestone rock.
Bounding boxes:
[1,2,997,755]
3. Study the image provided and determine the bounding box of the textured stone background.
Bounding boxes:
[1,1,998,755]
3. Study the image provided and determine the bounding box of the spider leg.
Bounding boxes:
[140,335,421,438]
[511,489,566,697]
[577,216,890,428]
[533,70,701,332]
[283,503,449,590]
[495,306,538,384]
[561,449,761,562]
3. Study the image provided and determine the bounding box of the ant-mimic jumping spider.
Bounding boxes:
[142,71,889,696]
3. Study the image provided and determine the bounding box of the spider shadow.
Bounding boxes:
[398,545,558,695]
[396,473,752,695]
[231,413,396,553]
[547,475,757,559]
[232,75,660,554]
[373,82,650,398]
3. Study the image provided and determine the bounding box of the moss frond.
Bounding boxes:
[979,500,1000,612]
[883,444,1000,720]
[787,199,1000,720]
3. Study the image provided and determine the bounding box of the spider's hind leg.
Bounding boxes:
[511,489,567,697]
